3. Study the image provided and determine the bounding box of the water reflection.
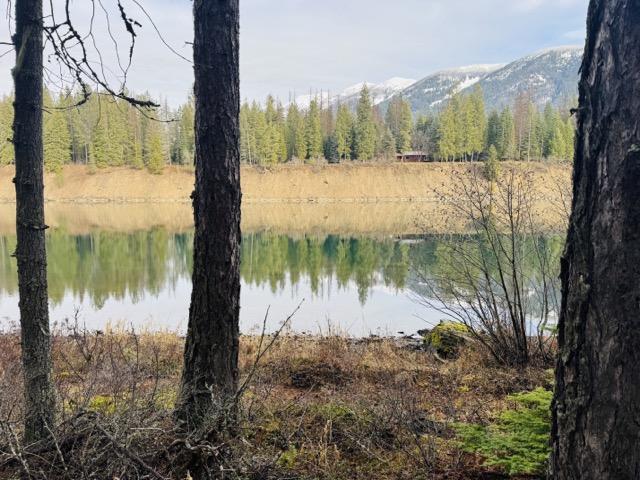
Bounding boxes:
[0,230,440,335]
[0,230,560,336]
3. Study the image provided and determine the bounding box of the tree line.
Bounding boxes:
[0,89,194,174]
[0,85,575,174]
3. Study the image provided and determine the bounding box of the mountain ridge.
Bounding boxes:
[290,45,582,115]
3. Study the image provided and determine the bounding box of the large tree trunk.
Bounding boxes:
[12,0,56,443]
[551,0,640,478]
[176,0,241,429]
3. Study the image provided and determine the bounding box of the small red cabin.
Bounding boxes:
[396,151,428,162]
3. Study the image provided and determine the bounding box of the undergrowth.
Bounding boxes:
[0,327,552,479]
[454,387,552,476]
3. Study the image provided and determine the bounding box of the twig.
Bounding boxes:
[236,301,304,400]
[93,422,167,480]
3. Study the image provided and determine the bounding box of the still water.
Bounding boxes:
[0,228,447,336]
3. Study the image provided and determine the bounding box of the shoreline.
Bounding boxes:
[0,162,571,235]
[0,162,570,203]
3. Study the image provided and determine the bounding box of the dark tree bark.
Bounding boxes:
[551,0,640,478]
[12,0,56,443]
[176,0,241,429]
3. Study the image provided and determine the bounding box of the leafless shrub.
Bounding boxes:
[413,166,563,366]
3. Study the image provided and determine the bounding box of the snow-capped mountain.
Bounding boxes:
[476,46,582,112]
[393,46,582,115]
[289,46,582,115]
[397,64,505,115]
[292,77,416,110]
[338,77,417,106]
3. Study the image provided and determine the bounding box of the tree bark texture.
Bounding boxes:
[551,1,640,478]
[176,0,241,429]
[12,0,56,443]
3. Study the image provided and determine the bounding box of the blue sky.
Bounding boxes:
[0,0,589,106]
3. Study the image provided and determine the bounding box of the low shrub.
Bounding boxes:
[454,387,552,476]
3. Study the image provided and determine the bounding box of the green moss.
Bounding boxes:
[88,395,117,415]
[277,445,299,468]
[454,388,552,476]
[423,321,469,358]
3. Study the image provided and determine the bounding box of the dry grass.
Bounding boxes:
[0,162,571,236]
[0,325,551,479]
[0,162,570,205]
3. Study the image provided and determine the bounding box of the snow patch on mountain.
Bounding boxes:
[291,77,416,110]
[439,63,506,75]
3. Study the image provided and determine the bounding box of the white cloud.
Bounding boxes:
[0,0,589,106]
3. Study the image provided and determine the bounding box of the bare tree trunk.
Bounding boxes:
[176,0,241,430]
[12,0,55,443]
[551,0,640,478]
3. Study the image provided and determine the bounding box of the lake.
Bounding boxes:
[0,221,452,336]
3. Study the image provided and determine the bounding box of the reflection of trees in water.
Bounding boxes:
[240,234,411,304]
[409,234,563,316]
[0,230,415,308]
[0,230,561,314]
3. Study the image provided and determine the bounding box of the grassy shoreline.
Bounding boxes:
[0,162,570,204]
[0,162,571,236]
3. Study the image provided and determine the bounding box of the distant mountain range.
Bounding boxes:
[292,46,583,115]
[293,77,416,110]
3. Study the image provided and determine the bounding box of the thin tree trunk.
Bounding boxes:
[551,0,640,478]
[176,0,241,430]
[12,0,55,443]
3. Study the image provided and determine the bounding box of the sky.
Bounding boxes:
[0,0,589,107]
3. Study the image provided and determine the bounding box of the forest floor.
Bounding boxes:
[0,329,552,479]
[0,162,571,235]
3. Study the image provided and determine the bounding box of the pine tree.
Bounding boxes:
[252,102,269,164]
[385,96,413,153]
[468,86,486,160]
[564,118,575,162]
[305,98,323,160]
[240,101,256,164]
[549,123,567,160]
[107,100,127,167]
[513,91,530,160]
[354,85,376,160]
[265,95,278,124]
[531,107,545,160]
[43,92,71,173]
[413,114,438,157]
[285,102,305,161]
[438,96,459,161]
[484,144,500,181]
[145,121,165,174]
[542,103,558,158]
[272,99,288,163]
[486,110,501,152]
[90,109,110,168]
[127,107,144,169]
[323,134,338,162]
[180,98,195,164]
[460,94,474,159]
[498,107,516,159]
[381,128,396,160]
[334,104,353,160]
